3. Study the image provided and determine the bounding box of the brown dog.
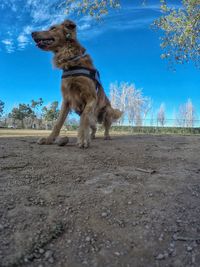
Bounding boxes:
[32,20,122,148]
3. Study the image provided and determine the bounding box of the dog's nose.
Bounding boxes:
[31,32,37,37]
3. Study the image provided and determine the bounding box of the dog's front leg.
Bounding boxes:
[38,101,70,145]
[78,99,96,148]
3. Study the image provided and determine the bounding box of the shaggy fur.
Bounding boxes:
[32,20,122,148]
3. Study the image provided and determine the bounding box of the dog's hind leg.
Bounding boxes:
[90,124,97,139]
[103,114,112,140]
[38,101,70,145]
[90,115,97,139]
[78,98,96,148]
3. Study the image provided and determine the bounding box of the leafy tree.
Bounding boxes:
[31,98,44,118]
[9,104,35,128]
[65,0,200,67]
[42,101,60,122]
[154,0,200,68]
[65,0,120,18]
[0,100,5,118]
[31,98,44,110]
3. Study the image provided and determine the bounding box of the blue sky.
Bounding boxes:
[0,0,199,119]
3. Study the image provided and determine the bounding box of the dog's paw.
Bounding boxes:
[83,140,90,148]
[91,134,96,139]
[37,137,55,145]
[37,137,47,145]
[77,140,90,149]
[104,136,112,140]
[78,143,89,149]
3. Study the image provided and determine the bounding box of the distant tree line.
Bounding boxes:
[7,99,60,129]
[0,85,199,129]
[0,98,78,129]
[109,82,198,127]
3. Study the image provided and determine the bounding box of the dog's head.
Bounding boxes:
[31,20,77,51]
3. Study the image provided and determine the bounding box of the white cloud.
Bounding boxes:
[78,23,91,31]
[1,39,14,53]
[0,0,17,12]
[23,25,34,35]
[2,39,12,45]
[79,15,93,23]
[0,0,163,53]
[17,34,29,49]
[0,0,69,52]
[17,34,28,43]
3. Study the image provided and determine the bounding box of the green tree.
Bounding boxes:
[65,0,200,67]
[0,100,5,118]
[42,101,60,122]
[9,104,35,128]
[154,0,200,68]
[65,0,120,18]
[31,98,44,110]
[31,98,44,118]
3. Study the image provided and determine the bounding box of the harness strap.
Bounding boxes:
[62,66,102,91]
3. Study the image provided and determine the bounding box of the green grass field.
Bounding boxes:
[0,129,77,137]
[0,126,200,138]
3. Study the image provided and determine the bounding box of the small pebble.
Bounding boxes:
[24,257,29,263]
[39,248,45,254]
[48,257,54,264]
[156,253,165,260]
[101,212,107,218]
[85,236,91,242]
[114,252,120,256]
[187,246,193,252]
[159,233,164,241]
[45,250,53,259]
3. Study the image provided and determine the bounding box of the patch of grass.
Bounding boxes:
[0,126,199,138]
[109,126,200,135]
[0,129,77,137]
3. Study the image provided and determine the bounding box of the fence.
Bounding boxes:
[0,118,200,135]
[115,118,200,128]
[146,119,200,128]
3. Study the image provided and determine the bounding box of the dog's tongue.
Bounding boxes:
[37,40,43,46]
[37,40,47,49]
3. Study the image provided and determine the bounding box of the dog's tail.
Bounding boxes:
[110,107,123,121]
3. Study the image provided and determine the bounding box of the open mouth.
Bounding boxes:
[35,38,55,48]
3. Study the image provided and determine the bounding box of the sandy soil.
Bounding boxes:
[0,132,200,267]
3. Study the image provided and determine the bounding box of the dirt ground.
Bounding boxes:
[0,130,200,267]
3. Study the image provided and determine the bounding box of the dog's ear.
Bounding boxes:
[63,20,76,31]
[63,20,77,40]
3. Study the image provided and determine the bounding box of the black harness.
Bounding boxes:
[62,66,102,91]
[61,52,102,91]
